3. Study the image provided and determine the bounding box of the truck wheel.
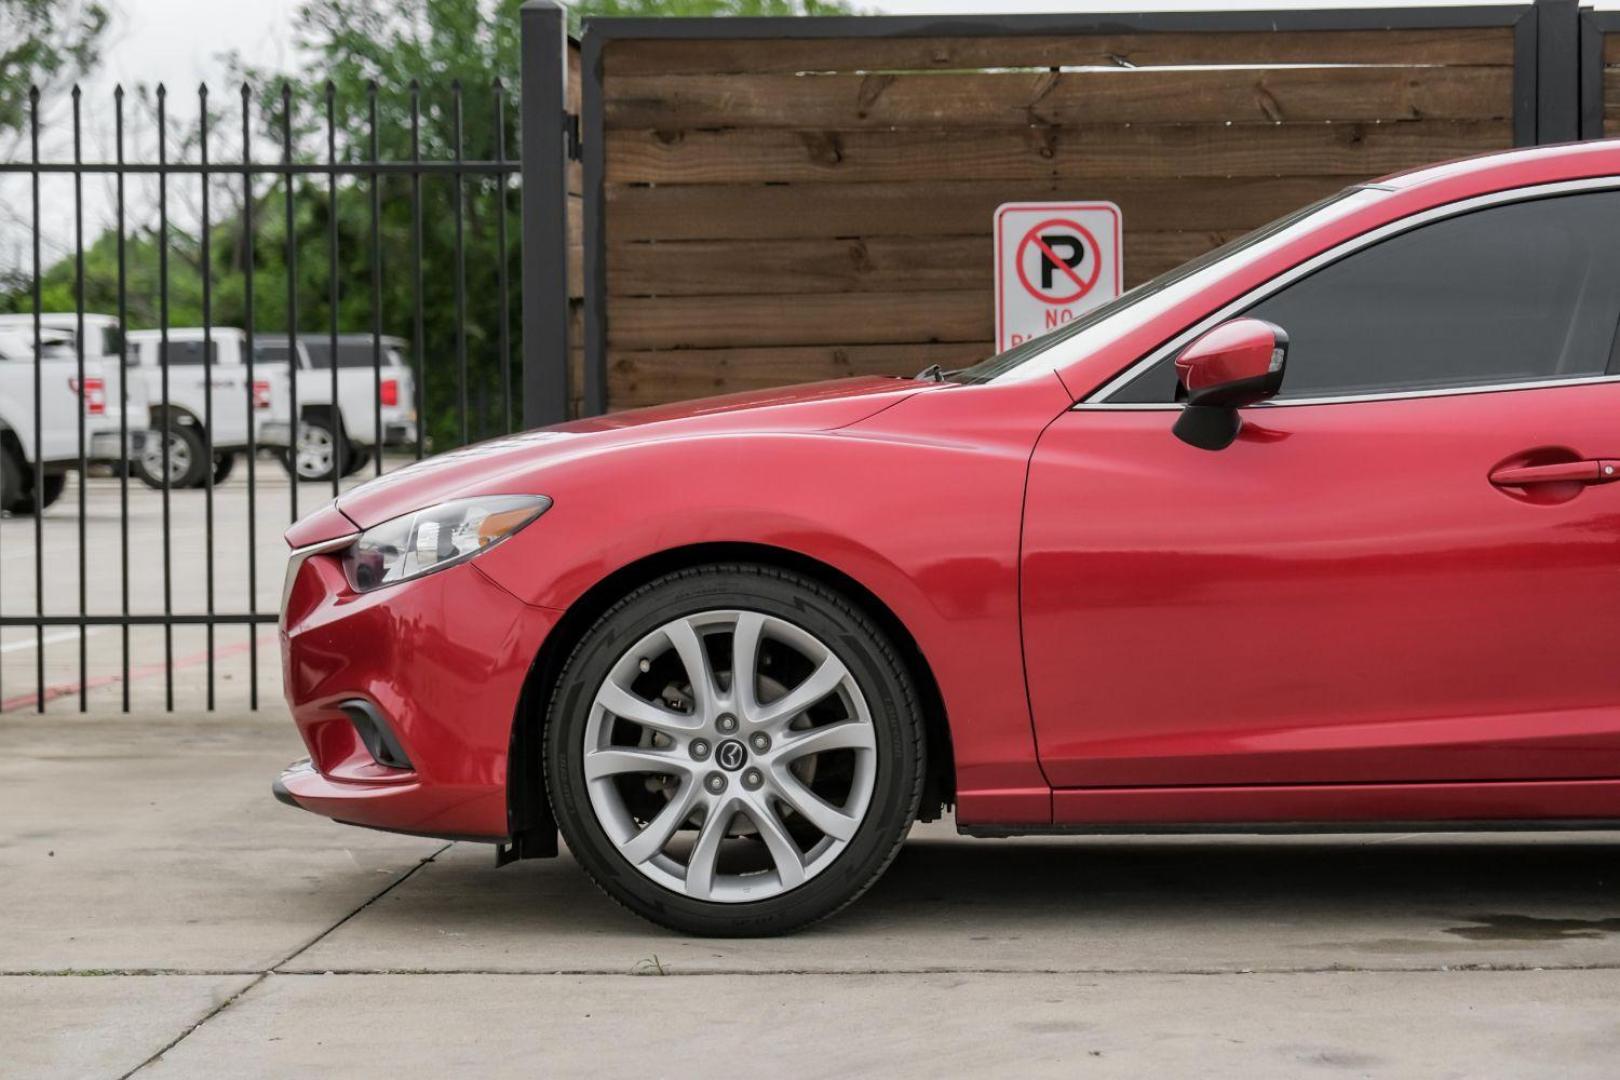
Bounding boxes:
[0,446,41,514]
[210,452,236,487]
[340,446,372,478]
[0,446,30,514]
[282,417,344,483]
[33,474,66,510]
[138,426,207,490]
[0,457,66,516]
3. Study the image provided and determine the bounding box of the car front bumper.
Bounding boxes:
[275,546,562,840]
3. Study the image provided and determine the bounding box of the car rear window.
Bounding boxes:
[305,342,401,369]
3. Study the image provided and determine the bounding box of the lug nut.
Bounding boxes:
[690,738,711,761]
[706,772,727,794]
[716,713,738,734]
[741,768,763,791]
[749,732,770,753]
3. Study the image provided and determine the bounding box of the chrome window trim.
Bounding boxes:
[1081,176,1620,410]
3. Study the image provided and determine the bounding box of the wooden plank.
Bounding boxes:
[606,176,1354,240]
[604,28,1515,76]
[566,192,584,298]
[609,236,988,297]
[606,120,1510,186]
[608,341,992,407]
[605,66,1513,129]
[1602,68,1620,118]
[606,230,1240,297]
[607,289,992,350]
[569,344,585,418]
[568,40,582,115]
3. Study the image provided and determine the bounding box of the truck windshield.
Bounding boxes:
[950,188,1367,385]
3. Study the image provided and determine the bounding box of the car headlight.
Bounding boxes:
[341,495,552,593]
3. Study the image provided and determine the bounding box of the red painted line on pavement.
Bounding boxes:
[2,634,275,712]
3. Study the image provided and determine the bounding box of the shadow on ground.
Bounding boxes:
[289,825,1620,972]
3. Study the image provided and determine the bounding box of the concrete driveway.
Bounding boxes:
[5,712,1620,1078]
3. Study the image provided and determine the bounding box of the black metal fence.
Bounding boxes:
[0,2,573,718]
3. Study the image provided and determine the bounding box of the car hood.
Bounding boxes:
[331,375,938,530]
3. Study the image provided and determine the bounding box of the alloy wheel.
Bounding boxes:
[142,431,192,487]
[582,609,878,903]
[295,422,335,480]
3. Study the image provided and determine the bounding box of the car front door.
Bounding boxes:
[1022,187,1620,792]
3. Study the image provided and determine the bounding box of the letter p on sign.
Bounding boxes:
[994,202,1122,352]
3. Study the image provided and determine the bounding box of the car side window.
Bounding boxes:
[159,341,219,367]
[1110,191,1620,403]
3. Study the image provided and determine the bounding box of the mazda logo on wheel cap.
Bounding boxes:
[715,739,747,772]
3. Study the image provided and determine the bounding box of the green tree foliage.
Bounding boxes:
[6,0,853,448]
[0,0,110,146]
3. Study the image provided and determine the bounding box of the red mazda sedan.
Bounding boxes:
[277,141,1620,935]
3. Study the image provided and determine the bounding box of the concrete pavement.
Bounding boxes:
[5,712,1620,1077]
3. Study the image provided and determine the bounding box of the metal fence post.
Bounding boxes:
[1536,0,1581,144]
[520,0,571,429]
[1578,6,1607,140]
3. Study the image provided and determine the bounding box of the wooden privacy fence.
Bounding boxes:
[518,1,1601,420]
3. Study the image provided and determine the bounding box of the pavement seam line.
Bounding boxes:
[226,961,1620,977]
[117,842,452,1078]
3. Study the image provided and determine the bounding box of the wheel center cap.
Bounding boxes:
[714,739,748,772]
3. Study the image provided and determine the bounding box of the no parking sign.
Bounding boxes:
[994,202,1122,352]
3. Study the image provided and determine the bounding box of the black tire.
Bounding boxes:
[0,446,57,515]
[137,424,208,490]
[545,563,925,937]
[340,445,371,478]
[33,473,66,510]
[210,452,236,487]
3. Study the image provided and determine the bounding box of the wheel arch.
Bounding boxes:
[506,540,956,856]
[297,402,345,432]
[147,401,204,428]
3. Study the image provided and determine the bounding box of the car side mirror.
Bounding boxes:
[1171,317,1288,451]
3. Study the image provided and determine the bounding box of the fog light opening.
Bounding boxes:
[340,700,414,771]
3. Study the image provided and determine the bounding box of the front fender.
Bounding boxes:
[475,377,1068,824]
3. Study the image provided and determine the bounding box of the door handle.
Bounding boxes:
[1489,460,1620,487]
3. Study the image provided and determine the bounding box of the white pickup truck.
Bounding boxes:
[256,335,419,481]
[124,328,287,488]
[0,315,148,514]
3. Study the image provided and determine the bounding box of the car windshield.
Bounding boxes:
[950,187,1376,386]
